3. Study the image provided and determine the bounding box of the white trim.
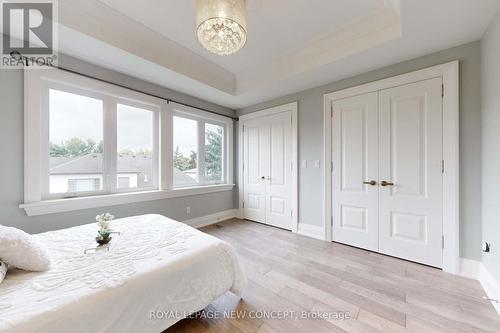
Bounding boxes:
[183,209,239,229]
[297,223,326,241]
[459,257,481,280]
[459,258,500,316]
[20,184,235,216]
[238,102,299,233]
[323,61,460,274]
[479,263,500,316]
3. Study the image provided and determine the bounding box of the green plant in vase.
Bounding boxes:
[95,212,114,245]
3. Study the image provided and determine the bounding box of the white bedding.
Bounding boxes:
[0,214,246,333]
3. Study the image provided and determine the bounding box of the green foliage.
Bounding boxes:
[50,138,103,157]
[174,146,196,172]
[204,127,223,181]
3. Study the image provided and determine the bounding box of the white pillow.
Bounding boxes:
[0,225,51,271]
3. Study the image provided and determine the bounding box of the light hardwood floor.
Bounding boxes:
[167,219,500,333]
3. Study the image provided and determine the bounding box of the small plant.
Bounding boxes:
[95,213,114,244]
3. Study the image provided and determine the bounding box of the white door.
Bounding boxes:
[266,112,293,229]
[331,78,444,267]
[243,112,293,230]
[332,92,379,251]
[243,117,268,223]
[378,78,443,267]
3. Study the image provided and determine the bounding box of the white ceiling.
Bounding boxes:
[55,0,500,109]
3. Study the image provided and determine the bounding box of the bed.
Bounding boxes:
[0,214,247,333]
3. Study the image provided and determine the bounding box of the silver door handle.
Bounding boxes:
[260,176,271,180]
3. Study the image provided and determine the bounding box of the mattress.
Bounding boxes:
[0,214,246,333]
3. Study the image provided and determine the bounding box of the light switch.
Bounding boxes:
[313,160,321,168]
[301,160,308,168]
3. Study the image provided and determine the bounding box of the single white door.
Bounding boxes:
[378,78,443,267]
[243,117,268,223]
[243,112,293,230]
[332,92,379,251]
[266,112,293,229]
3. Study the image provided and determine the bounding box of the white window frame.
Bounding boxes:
[172,106,229,188]
[21,69,234,216]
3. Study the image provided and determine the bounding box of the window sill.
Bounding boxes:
[20,184,235,216]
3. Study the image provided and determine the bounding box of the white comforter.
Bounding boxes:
[0,214,246,333]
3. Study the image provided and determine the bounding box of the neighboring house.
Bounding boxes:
[50,153,197,193]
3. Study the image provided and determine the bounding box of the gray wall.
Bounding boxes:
[0,54,237,234]
[238,41,483,261]
[481,10,500,281]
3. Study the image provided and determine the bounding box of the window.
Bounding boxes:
[23,69,233,215]
[173,114,226,187]
[41,78,160,199]
[117,103,156,190]
[204,123,224,184]
[173,116,199,187]
[49,89,104,195]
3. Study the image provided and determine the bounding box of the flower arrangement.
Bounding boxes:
[95,213,114,245]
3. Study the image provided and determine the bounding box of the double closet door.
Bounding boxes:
[243,111,293,230]
[332,78,444,267]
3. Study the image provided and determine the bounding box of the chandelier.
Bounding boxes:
[196,0,247,56]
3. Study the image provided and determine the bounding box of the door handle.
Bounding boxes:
[363,180,377,186]
[381,181,395,187]
[260,176,272,180]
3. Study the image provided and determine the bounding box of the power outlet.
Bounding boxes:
[482,242,491,253]
[186,206,191,215]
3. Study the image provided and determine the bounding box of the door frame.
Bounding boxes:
[238,102,299,232]
[323,61,459,274]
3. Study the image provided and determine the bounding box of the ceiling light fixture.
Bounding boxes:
[196,0,247,56]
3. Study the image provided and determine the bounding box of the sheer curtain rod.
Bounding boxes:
[14,52,239,121]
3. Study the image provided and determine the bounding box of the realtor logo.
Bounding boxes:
[1,0,58,68]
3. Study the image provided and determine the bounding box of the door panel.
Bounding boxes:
[332,92,379,251]
[243,118,267,223]
[378,78,443,267]
[266,112,293,229]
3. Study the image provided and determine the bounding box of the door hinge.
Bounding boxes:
[291,114,293,125]
[442,235,445,249]
[291,210,293,217]
[331,216,333,226]
[442,160,445,174]
[242,201,245,208]
[442,84,445,98]
[331,161,334,173]
[331,105,334,117]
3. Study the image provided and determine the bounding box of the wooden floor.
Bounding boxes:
[167,219,500,333]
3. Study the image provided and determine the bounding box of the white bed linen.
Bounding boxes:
[0,214,246,333]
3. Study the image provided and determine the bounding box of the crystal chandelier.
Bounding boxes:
[196,0,247,56]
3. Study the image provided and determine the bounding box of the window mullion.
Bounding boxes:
[198,120,206,185]
[104,97,117,193]
[161,103,173,190]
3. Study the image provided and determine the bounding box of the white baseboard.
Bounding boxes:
[459,257,481,279]
[459,257,500,315]
[479,263,500,315]
[296,223,325,241]
[183,209,239,229]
